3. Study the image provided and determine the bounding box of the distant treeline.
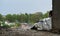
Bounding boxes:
[0,11,49,23]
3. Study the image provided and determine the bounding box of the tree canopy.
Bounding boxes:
[0,11,49,23]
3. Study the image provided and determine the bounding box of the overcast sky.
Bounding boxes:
[0,0,52,15]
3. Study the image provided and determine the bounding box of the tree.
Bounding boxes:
[12,14,17,22]
[5,14,13,22]
[34,12,43,19]
[26,12,43,23]
[43,11,49,18]
[25,13,29,23]
[19,14,27,23]
[16,14,20,22]
[0,14,3,21]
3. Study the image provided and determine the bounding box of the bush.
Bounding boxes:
[15,23,21,27]
[2,24,10,28]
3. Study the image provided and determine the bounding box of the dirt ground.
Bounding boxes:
[0,28,60,36]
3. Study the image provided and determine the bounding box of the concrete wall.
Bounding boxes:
[52,0,60,29]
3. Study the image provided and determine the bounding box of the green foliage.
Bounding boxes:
[5,14,13,22]
[0,11,50,24]
[9,24,15,27]
[14,22,21,27]
[16,14,20,22]
[30,12,43,23]
[19,14,26,23]
[2,24,10,28]
[12,14,17,22]
[0,14,3,21]
[0,22,1,26]
[0,21,10,28]
[43,12,49,18]
[4,12,46,23]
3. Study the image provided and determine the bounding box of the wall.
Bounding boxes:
[52,0,60,29]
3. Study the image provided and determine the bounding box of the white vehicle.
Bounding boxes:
[31,17,52,31]
[42,17,52,30]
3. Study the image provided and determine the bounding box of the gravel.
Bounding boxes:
[0,28,60,36]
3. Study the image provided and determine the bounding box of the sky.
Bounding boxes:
[0,0,52,15]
